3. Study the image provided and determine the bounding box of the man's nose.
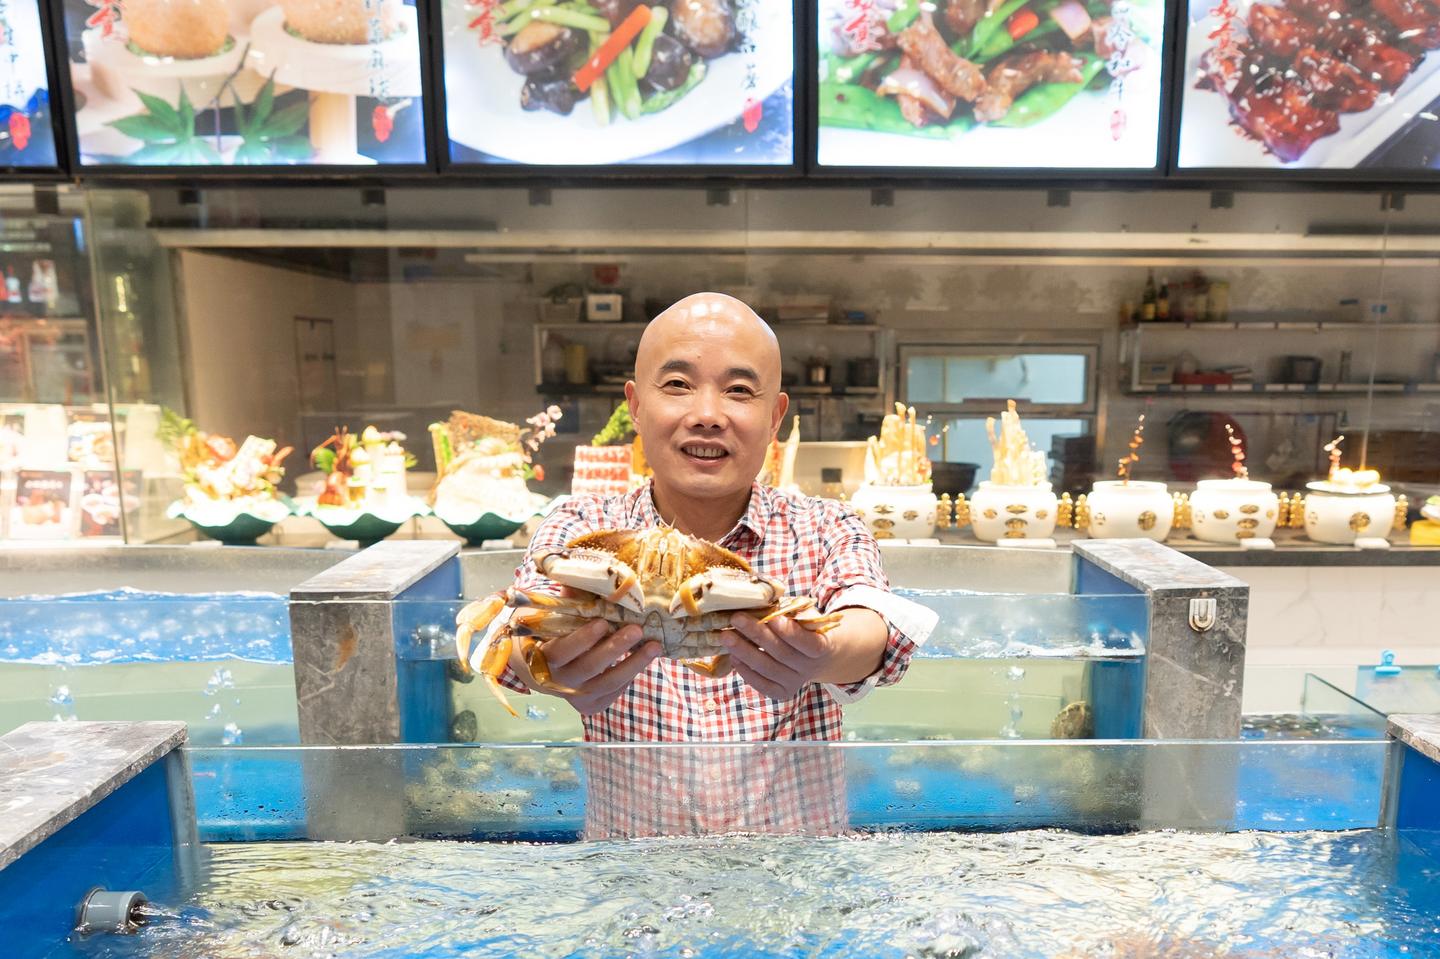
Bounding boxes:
[685,388,728,430]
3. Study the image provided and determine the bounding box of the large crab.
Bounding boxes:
[455,526,843,716]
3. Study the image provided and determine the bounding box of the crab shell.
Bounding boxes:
[453,526,841,716]
[528,527,809,660]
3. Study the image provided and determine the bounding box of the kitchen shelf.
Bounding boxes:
[1126,320,1440,333]
[533,322,882,332]
[537,383,626,396]
[1122,382,1437,395]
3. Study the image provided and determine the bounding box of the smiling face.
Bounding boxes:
[626,294,788,521]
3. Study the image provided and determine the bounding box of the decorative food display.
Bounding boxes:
[756,415,801,491]
[1187,422,1280,543]
[1293,435,1405,545]
[61,0,425,166]
[1424,495,1440,524]
[962,400,1059,542]
[852,403,939,540]
[1075,414,1180,542]
[572,403,639,497]
[300,426,426,543]
[442,0,794,165]
[159,408,293,543]
[816,0,1166,168]
[454,525,842,714]
[1179,0,1440,168]
[428,406,562,543]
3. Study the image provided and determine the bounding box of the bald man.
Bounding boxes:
[481,293,935,741]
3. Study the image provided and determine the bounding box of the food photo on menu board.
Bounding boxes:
[443,0,794,165]
[59,0,427,166]
[815,0,1165,169]
[1179,0,1440,169]
[0,0,60,167]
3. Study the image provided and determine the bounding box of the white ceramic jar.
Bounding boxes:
[1302,482,1396,544]
[1188,478,1280,543]
[968,482,1059,542]
[850,483,938,540]
[1083,480,1174,542]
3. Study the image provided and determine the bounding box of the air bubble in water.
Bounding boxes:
[525,705,549,721]
[49,685,76,721]
[221,723,243,745]
[203,667,235,697]
[1006,666,1026,682]
[208,704,222,718]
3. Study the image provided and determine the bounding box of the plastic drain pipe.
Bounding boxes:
[76,888,148,934]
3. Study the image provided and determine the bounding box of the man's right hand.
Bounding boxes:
[517,619,661,716]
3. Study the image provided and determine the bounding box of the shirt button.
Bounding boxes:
[704,698,720,713]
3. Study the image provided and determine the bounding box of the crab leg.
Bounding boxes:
[454,593,508,671]
[478,627,520,718]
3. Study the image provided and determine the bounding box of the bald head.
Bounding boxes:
[635,292,781,389]
[624,292,789,530]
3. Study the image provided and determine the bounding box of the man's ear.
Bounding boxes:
[772,392,790,439]
[624,381,639,435]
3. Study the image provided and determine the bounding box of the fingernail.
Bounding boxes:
[719,634,734,647]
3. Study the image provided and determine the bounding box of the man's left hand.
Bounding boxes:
[721,606,887,700]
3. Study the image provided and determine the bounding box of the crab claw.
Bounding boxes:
[672,567,783,617]
[454,593,507,673]
[535,546,644,612]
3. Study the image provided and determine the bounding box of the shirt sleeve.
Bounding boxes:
[478,495,605,693]
[809,503,938,705]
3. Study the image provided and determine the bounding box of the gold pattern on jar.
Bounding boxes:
[1138,511,1157,531]
[1240,504,1259,515]
[983,508,998,520]
[1348,512,1371,533]
[1212,509,1230,520]
[1035,509,1048,520]
[1005,518,1028,530]
[874,518,895,529]
[1005,504,1029,515]
[1237,518,1259,530]
[902,510,919,521]
[875,504,894,515]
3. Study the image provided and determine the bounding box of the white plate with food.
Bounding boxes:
[1178,0,1440,169]
[443,0,792,164]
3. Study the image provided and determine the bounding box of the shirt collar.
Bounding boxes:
[633,481,776,546]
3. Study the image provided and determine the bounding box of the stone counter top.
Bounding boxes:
[0,721,186,870]
[927,527,1440,566]
[1388,714,1440,766]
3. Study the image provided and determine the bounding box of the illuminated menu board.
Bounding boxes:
[59,0,427,168]
[814,0,1166,170]
[1178,0,1440,170]
[0,0,59,168]
[441,0,795,167]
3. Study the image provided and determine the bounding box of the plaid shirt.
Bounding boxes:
[493,482,926,742]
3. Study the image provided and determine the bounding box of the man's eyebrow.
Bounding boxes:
[654,360,761,383]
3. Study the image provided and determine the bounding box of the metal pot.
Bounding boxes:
[804,360,830,385]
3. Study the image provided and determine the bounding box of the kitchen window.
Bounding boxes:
[900,345,1099,485]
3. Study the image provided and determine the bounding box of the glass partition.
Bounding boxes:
[187,738,1389,842]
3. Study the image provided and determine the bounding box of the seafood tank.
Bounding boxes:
[0,546,350,744]
[446,542,1164,743]
[4,719,1438,959]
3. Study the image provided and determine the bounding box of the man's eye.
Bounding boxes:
[663,379,689,390]
[727,386,755,396]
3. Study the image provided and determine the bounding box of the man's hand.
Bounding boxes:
[517,619,660,716]
[722,607,888,700]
